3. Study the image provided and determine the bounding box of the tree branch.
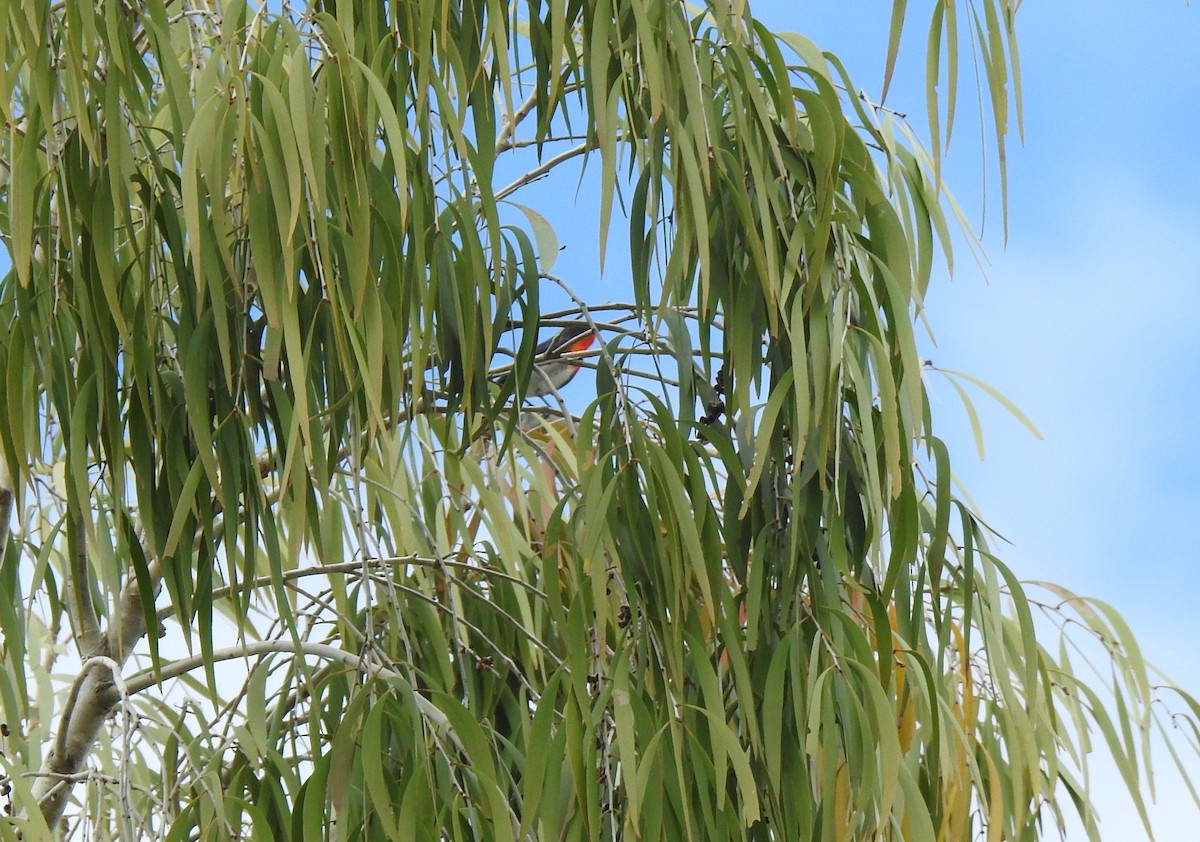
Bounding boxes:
[495,89,539,155]
[495,141,592,201]
[29,555,160,827]
[156,555,549,626]
[494,78,588,156]
[123,640,454,736]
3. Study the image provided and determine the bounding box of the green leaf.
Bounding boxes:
[507,201,560,273]
[881,0,909,104]
[935,366,1044,440]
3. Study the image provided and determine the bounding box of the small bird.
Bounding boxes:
[525,322,596,398]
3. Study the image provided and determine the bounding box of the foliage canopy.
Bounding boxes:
[0,0,1197,839]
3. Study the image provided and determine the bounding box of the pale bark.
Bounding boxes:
[30,559,159,828]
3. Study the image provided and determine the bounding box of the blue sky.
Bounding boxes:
[743,2,1200,837]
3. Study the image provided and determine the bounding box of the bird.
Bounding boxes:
[525,322,596,398]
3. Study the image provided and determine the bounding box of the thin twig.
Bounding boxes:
[495,89,539,155]
[158,556,550,625]
[496,141,592,201]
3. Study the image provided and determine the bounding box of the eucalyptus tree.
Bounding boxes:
[0,0,1195,839]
